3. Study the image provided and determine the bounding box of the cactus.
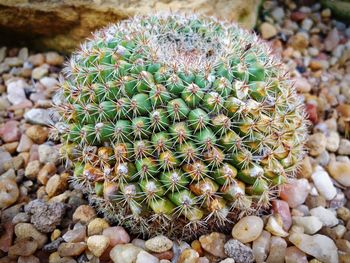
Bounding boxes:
[56,14,308,239]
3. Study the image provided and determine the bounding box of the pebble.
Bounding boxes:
[0,176,19,209]
[260,22,277,39]
[57,242,87,257]
[24,108,54,126]
[37,163,57,185]
[325,28,340,51]
[87,218,109,236]
[136,250,159,263]
[328,161,350,186]
[219,259,235,263]
[12,212,30,224]
[271,200,292,231]
[72,205,96,223]
[177,248,199,263]
[109,244,143,263]
[326,131,340,152]
[0,150,12,174]
[294,77,311,93]
[145,235,173,253]
[8,239,38,256]
[18,255,40,263]
[6,79,29,105]
[46,52,64,66]
[289,32,309,51]
[15,223,48,248]
[38,144,59,164]
[310,206,339,227]
[17,134,33,152]
[102,226,130,246]
[32,66,48,79]
[224,239,254,263]
[280,179,310,208]
[292,216,323,234]
[285,246,308,263]
[252,230,270,263]
[25,199,66,233]
[87,235,110,257]
[266,236,287,263]
[43,237,63,253]
[307,133,327,156]
[28,54,45,66]
[25,160,41,180]
[26,125,49,144]
[0,120,20,143]
[5,57,23,67]
[46,174,67,197]
[62,225,86,243]
[338,139,350,155]
[265,215,289,237]
[199,232,226,258]
[289,233,338,263]
[311,169,337,200]
[231,216,263,243]
[271,7,285,22]
[301,18,313,31]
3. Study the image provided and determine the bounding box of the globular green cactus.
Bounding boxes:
[56,14,308,238]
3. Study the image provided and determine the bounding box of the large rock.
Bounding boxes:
[0,0,261,53]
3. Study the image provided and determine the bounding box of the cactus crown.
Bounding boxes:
[56,14,308,239]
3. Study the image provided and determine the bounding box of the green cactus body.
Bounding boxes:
[56,14,308,239]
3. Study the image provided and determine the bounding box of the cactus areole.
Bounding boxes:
[57,14,308,238]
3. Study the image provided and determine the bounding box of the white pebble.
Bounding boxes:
[311,168,337,200]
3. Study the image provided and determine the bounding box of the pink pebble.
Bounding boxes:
[272,200,292,231]
[102,226,130,247]
[285,246,308,263]
[0,120,20,143]
[280,179,310,208]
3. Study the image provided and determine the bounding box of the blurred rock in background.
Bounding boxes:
[0,0,261,53]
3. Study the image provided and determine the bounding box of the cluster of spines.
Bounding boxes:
[56,14,307,238]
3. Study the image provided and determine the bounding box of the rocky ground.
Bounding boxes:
[1,0,350,262]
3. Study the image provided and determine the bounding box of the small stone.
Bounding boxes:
[26,125,49,144]
[252,230,270,263]
[32,66,48,79]
[136,250,159,263]
[58,242,87,257]
[17,134,33,153]
[301,18,313,31]
[145,235,173,253]
[12,212,30,224]
[46,52,64,66]
[338,139,350,155]
[73,205,96,223]
[160,260,171,263]
[28,54,45,66]
[224,239,254,263]
[289,233,338,263]
[5,57,23,67]
[15,223,48,248]
[18,255,40,263]
[25,199,66,233]
[271,7,285,22]
[87,235,110,257]
[37,163,57,185]
[280,179,310,208]
[231,216,263,243]
[102,226,130,246]
[326,131,340,152]
[311,169,337,200]
[336,239,350,253]
[132,238,146,249]
[260,23,277,39]
[310,206,338,227]
[265,215,289,237]
[219,259,235,263]
[87,218,109,236]
[328,161,350,187]
[0,151,12,174]
[199,232,226,258]
[292,216,323,234]
[38,144,59,164]
[25,160,41,180]
[177,248,199,263]
[24,108,54,126]
[8,239,38,256]
[0,120,20,143]
[307,133,327,156]
[42,237,63,253]
[266,236,287,263]
[325,28,340,52]
[110,244,143,263]
[337,207,350,221]
[62,225,86,243]
[46,174,67,197]
[152,250,173,261]
[6,79,29,105]
[285,246,308,263]
[294,77,311,93]
[271,200,292,231]
[0,176,19,209]
[289,33,309,51]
